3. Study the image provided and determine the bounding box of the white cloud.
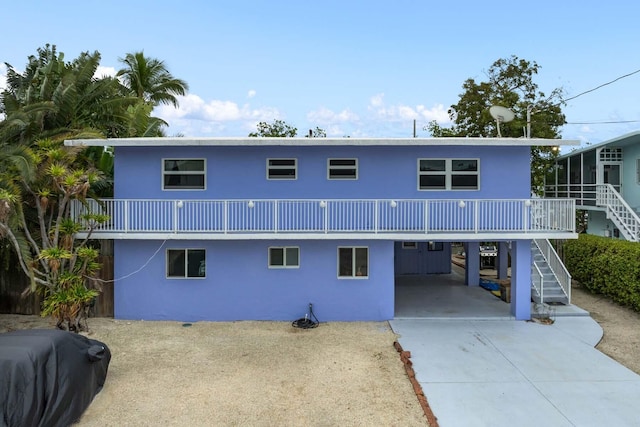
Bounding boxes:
[150,90,456,138]
[366,94,451,124]
[369,93,385,108]
[153,94,283,136]
[202,100,243,121]
[156,94,279,122]
[417,104,451,123]
[95,66,117,79]
[306,107,359,124]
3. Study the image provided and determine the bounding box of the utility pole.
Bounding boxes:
[526,105,533,138]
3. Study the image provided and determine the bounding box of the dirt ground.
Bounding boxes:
[3,282,640,426]
[0,316,429,426]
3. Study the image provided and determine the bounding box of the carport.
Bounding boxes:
[394,264,512,319]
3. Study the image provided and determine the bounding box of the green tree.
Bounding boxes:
[0,141,35,267]
[0,45,189,329]
[427,56,566,194]
[117,51,189,108]
[249,119,298,137]
[0,138,108,331]
[0,44,141,143]
[305,127,327,138]
[0,45,170,328]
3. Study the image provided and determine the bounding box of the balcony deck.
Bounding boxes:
[71,198,577,241]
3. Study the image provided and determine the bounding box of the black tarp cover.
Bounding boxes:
[0,329,111,427]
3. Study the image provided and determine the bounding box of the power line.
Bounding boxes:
[563,68,640,102]
[566,119,640,125]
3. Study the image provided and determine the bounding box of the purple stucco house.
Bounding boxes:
[65,137,578,322]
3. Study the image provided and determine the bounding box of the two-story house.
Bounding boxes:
[544,130,640,242]
[66,137,578,322]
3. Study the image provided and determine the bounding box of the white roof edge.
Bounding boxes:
[64,137,580,147]
[556,130,640,159]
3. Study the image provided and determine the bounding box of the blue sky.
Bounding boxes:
[2,1,640,148]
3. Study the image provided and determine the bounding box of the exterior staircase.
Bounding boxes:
[531,239,570,305]
[596,184,640,242]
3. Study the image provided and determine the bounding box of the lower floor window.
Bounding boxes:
[167,249,206,278]
[269,247,300,268]
[338,247,368,278]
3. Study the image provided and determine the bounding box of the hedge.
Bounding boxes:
[563,234,640,312]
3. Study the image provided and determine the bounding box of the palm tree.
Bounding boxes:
[0,46,182,329]
[0,45,137,144]
[117,52,189,108]
[0,141,36,285]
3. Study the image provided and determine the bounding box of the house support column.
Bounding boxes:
[464,242,480,287]
[497,242,509,280]
[511,240,531,320]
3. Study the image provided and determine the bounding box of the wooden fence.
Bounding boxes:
[0,253,114,317]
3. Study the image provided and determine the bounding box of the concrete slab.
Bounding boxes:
[551,316,603,346]
[420,382,574,427]
[394,273,512,320]
[390,318,640,427]
[534,380,640,426]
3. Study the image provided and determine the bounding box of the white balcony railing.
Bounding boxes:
[70,198,576,237]
[543,183,624,208]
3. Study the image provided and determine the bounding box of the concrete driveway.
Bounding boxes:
[390,317,640,427]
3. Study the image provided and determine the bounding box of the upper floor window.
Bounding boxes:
[418,158,479,190]
[599,148,622,162]
[163,159,205,190]
[267,158,297,180]
[328,158,358,180]
[167,249,206,278]
[268,247,300,268]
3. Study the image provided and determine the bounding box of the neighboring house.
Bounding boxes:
[544,131,640,242]
[65,137,578,322]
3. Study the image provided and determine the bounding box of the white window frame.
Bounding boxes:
[267,158,297,180]
[402,241,418,249]
[268,246,300,269]
[418,158,480,191]
[162,158,206,191]
[327,158,358,180]
[166,248,206,279]
[337,246,369,279]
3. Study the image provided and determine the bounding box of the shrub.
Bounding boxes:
[564,235,640,311]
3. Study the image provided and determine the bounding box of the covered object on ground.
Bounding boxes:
[0,329,111,427]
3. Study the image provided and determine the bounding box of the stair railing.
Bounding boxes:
[533,239,572,304]
[532,262,544,303]
[596,184,640,242]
